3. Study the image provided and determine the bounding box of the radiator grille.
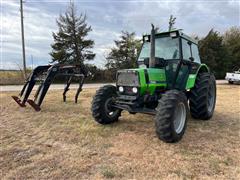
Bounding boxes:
[117,71,139,86]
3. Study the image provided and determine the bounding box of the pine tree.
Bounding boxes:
[50,3,95,65]
[199,29,229,78]
[105,31,141,73]
[223,26,240,70]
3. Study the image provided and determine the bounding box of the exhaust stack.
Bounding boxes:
[149,24,156,68]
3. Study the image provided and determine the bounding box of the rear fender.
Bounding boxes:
[185,64,209,90]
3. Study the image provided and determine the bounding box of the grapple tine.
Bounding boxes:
[63,76,72,102]
[27,99,41,111]
[11,96,26,107]
[75,75,85,103]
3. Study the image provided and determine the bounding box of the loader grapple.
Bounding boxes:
[12,63,86,111]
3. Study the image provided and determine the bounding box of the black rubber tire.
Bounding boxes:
[228,80,234,84]
[91,85,121,124]
[189,72,216,120]
[155,90,188,143]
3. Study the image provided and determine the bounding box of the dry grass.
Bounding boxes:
[0,71,25,85]
[0,84,240,179]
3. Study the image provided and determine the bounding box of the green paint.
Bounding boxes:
[137,69,148,95]
[185,74,197,89]
[147,68,166,95]
[197,64,209,74]
[185,64,210,90]
[147,68,166,82]
[123,63,209,95]
[130,68,166,95]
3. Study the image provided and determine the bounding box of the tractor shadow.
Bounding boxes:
[110,110,239,144]
[112,113,154,134]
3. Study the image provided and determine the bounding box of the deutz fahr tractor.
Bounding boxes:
[91,25,216,143]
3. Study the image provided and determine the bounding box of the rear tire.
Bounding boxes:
[228,80,234,84]
[155,90,188,143]
[91,85,121,124]
[189,72,216,120]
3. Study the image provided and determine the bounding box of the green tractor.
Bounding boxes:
[91,25,216,143]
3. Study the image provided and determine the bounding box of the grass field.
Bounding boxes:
[0,70,110,85]
[1,84,240,179]
[0,71,25,85]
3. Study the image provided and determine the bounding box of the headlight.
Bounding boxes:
[132,87,138,93]
[119,86,124,92]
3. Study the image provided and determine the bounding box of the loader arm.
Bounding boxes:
[12,63,87,111]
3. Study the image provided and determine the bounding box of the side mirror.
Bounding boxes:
[143,35,150,42]
[189,57,194,61]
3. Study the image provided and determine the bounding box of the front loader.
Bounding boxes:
[91,25,216,143]
[12,63,87,111]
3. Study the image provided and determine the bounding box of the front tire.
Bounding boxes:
[228,80,234,84]
[91,85,121,124]
[155,90,188,143]
[189,73,216,120]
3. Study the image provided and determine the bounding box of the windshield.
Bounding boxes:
[138,36,179,61]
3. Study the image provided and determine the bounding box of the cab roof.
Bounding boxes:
[144,29,198,45]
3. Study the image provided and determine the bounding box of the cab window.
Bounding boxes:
[191,44,201,63]
[181,39,191,61]
[138,36,179,61]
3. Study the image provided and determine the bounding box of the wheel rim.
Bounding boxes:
[104,98,118,117]
[207,82,215,112]
[173,102,186,134]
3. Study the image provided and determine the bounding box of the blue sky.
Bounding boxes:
[1,0,239,70]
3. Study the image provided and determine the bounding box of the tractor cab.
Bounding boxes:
[137,30,201,90]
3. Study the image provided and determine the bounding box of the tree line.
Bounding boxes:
[50,3,240,82]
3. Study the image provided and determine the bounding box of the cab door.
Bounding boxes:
[174,38,198,90]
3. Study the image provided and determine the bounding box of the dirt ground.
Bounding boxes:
[1,84,240,179]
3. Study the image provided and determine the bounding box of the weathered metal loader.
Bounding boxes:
[12,63,87,111]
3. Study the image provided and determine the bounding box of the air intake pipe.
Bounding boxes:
[149,24,156,68]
